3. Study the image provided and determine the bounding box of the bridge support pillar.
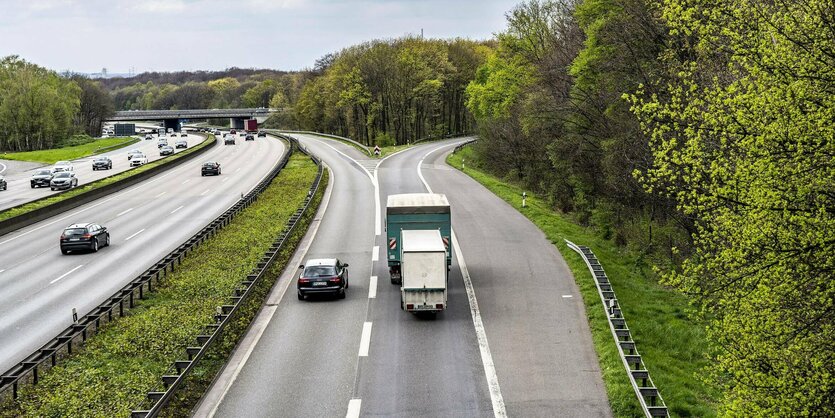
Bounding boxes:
[230,118,245,130]
[163,119,180,132]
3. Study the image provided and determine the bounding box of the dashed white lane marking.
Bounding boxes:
[0,162,6,174]
[368,276,377,299]
[371,245,379,262]
[182,179,191,185]
[235,167,241,173]
[116,207,133,217]
[155,191,166,198]
[0,269,5,274]
[346,398,362,418]
[418,142,507,418]
[358,322,372,357]
[125,228,146,241]
[50,265,84,285]
[201,189,210,196]
[222,177,229,182]
[562,295,573,298]
[170,205,185,214]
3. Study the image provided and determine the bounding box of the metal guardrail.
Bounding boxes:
[413,131,475,145]
[452,139,477,153]
[129,134,323,417]
[565,240,669,418]
[279,130,372,156]
[0,134,293,404]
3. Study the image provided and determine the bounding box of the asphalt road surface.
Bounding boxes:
[203,135,610,417]
[0,133,206,211]
[0,134,286,374]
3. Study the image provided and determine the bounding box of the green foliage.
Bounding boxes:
[448,146,718,417]
[630,0,835,415]
[0,56,81,152]
[0,136,136,163]
[295,37,487,145]
[0,152,319,417]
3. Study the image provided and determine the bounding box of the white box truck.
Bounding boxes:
[400,229,448,316]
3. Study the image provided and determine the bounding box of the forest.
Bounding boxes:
[1,0,831,413]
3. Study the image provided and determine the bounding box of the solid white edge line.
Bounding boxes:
[202,163,334,418]
[50,264,84,285]
[346,398,362,418]
[170,205,185,214]
[117,207,133,217]
[452,230,507,417]
[125,228,146,241]
[358,322,372,357]
[371,245,379,262]
[418,142,507,418]
[368,276,377,299]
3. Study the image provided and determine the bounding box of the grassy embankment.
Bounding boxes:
[447,146,717,418]
[0,137,139,164]
[0,152,323,417]
[0,135,215,223]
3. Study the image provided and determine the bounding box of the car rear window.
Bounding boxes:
[54,172,71,178]
[304,266,336,276]
[64,228,86,235]
[35,170,51,175]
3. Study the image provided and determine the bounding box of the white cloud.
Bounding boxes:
[26,0,75,12]
[127,0,187,13]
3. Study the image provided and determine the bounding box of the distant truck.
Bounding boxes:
[399,229,448,315]
[386,193,451,284]
[244,119,258,132]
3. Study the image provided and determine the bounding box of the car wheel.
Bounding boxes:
[50,187,55,191]
[61,248,69,255]
[105,233,110,247]
[298,292,304,301]
[31,184,35,188]
[345,278,349,289]
[338,289,346,299]
[92,239,99,252]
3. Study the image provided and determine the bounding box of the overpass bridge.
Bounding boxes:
[106,108,274,131]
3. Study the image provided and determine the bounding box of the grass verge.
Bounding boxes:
[0,137,139,164]
[0,152,321,417]
[0,135,214,223]
[447,146,718,418]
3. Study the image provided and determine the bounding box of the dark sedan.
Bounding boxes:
[31,169,53,188]
[297,258,349,300]
[0,175,6,191]
[245,134,255,141]
[92,156,112,170]
[60,223,110,254]
[201,161,221,176]
[159,145,175,156]
[257,131,267,137]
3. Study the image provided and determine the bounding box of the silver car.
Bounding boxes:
[50,171,78,190]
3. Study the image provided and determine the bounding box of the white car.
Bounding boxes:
[129,154,148,167]
[52,161,74,173]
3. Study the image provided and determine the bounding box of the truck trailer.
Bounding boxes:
[400,229,448,315]
[386,193,451,284]
[244,119,258,132]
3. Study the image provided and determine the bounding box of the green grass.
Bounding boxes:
[0,152,321,417]
[447,147,718,418]
[0,135,215,223]
[0,137,139,164]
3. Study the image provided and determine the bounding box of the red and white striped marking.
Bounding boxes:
[389,237,396,250]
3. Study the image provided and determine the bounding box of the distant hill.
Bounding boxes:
[96,67,290,90]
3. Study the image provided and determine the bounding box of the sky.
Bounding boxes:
[0,0,520,75]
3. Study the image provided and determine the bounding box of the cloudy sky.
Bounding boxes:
[0,0,520,74]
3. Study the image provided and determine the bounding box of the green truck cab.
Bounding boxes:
[386,193,451,284]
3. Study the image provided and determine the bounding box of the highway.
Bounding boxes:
[0,132,206,212]
[0,134,286,374]
[201,135,611,417]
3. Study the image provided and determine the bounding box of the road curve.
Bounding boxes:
[203,136,610,417]
[0,134,286,373]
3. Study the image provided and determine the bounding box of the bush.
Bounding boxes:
[55,134,95,148]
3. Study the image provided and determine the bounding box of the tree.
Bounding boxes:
[71,76,114,136]
[631,0,835,414]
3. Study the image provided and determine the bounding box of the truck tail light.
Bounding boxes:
[435,303,444,309]
[406,304,414,310]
